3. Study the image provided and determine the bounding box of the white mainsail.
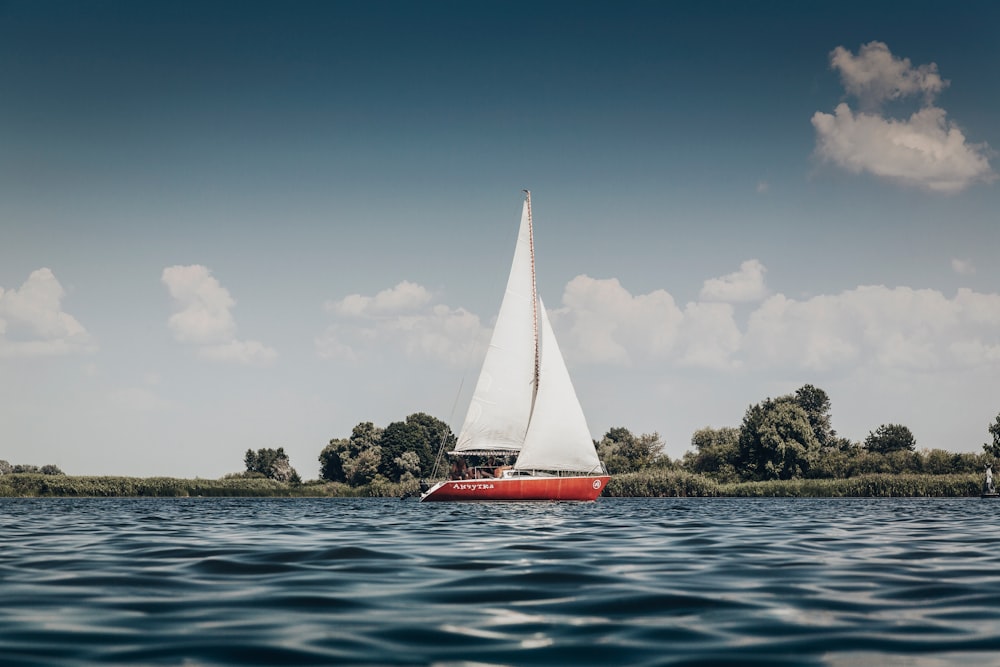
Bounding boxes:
[452,192,603,476]
[514,300,603,473]
[453,199,537,454]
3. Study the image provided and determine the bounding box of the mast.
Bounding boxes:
[523,189,540,390]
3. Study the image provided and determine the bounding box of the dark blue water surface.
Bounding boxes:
[3,498,1000,666]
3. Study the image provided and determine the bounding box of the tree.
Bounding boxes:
[244,447,300,484]
[738,398,820,480]
[863,424,916,454]
[343,446,381,485]
[984,412,1000,459]
[39,464,64,475]
[377,413,454,481]
[318,439,348,482]
[0,460,11,475]
[394,451,422,482]
[596,427,668,474]
[683,427,740,482]
[318,422,385,485]
[792,384,835,448]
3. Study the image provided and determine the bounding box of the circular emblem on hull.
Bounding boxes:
[592,479,601,489]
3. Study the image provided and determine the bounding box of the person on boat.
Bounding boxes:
[450,458,469,480]
[986,464,994,494]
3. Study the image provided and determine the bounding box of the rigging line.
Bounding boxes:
[523,189,539,393]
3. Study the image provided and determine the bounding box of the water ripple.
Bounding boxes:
[4,497,1000,665]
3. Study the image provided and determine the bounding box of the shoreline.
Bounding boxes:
[0,471,983,499]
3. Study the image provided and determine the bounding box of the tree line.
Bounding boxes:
[682,384,999,482]
[241,384,1000,487]
[0,461,63,475]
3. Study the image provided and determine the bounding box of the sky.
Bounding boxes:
[2,0,999,478]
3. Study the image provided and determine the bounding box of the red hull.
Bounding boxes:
[420,475,610,502]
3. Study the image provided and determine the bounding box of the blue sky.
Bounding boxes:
[2,1,999,477]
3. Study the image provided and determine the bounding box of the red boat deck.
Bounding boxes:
[420,475,610,502]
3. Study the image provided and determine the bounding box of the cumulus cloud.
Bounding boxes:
[557,261,1000,375]
[742,285,1000,372]
[161,265,275,365]
[813,104,994,193]
[951,258,975,275]
[812,42,994,193]
[317,260,1000,379]
[830,41,947,109]
[328,281,432,317]
[699,259,768,303]
[557,275,742,369]
[558,275,682,365]
[317,281,486,366]
[0,268,94,358]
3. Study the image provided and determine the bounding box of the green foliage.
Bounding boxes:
[864,424,917,454]
[984,412,1000,459]
[793,384,835,447]
[318,422,384,485]
[378,421,427,479]
[244,447,301,484]
[318,439,347,482]
[738,398,820,480]
[683,426,740,482]
[595,427,669,474]
[323,414,455,484]
[379,413,454,480]
[393,451,421,482]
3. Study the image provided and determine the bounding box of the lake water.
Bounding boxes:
[3,497,1000,666]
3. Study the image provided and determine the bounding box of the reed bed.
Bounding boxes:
[0,474,317,498]
[605,471,981,498]
[0,472,983,498]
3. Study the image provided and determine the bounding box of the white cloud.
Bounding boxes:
[675,302,743,369]
[558,275,683,365]
[951,258,976,275]
[161,265,236,344]
[813,42,994,193]
[161,265,275,365]
[812,104,994,193]
[0,268,95,358]
[317,281,486,366]
[328,281,432,317]
[315,325,357,362]
[316,262,1000,381]
[699,259,768,303]
[743,285,1000,372]
[830,41,947,109]
[556,275,743,369]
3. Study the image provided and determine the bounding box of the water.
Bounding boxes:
[3,498,1000,666]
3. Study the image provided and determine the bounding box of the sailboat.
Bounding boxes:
[420,191,610,502]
